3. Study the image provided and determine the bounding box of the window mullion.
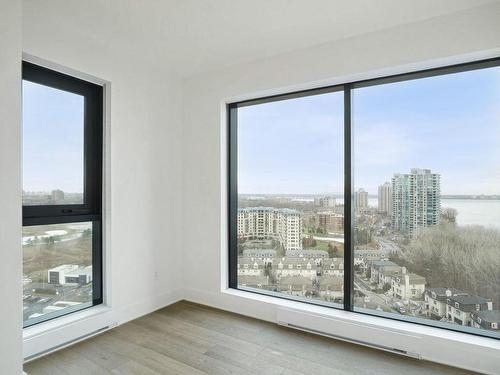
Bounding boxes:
[344,84,354,312]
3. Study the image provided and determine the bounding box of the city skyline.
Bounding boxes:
[238,66,500,196]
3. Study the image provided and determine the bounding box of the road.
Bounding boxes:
[354,275,399,313]
[377,238,403,257]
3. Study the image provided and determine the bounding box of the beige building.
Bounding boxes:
[378,182,392,216]
[355,188,368,212]
[238,207,302,251]
[391,269,426,300]
[317,211,344,233]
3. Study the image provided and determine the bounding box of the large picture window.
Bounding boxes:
[228,58,500,339]
[22,62,103,327]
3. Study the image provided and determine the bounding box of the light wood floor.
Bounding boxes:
[24,301,477,375]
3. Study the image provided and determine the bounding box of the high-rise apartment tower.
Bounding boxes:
[392,168,440,236]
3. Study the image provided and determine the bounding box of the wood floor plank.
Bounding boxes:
[149,311,264,357]
[24,356,70,375]
[111,360,161,375]
[47,348,111,375]
[24,301,478,375]
[68,335,130,371]
[84,333,206,375]
[204,344,285,375]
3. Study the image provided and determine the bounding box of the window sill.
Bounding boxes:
[23,304,112,340]
[220,287,500,350]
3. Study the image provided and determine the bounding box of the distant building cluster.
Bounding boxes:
[23,189,65,205]
[22,189,83,205]
[392,168,441,236]
[237,255,344,300]
[314,196,336,208]
[237,207,302,251]
[236,166,499,334]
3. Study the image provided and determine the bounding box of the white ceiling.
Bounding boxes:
[23,0,497,78]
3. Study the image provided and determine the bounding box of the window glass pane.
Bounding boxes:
[22,80,84,205]
[352,66,500,338]
[23,222,93,326]
[236,91,345,306]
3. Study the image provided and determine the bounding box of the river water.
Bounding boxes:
[367,198,500,229]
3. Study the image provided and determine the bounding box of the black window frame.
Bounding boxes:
[22,61,103,328]
[227,56,500,340]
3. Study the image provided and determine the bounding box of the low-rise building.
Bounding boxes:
[237,257,269,276]
[370,260,400,286]
[278,275,312,295]
[238,274,270,289]
[424,288,468,320]
[470,310,500,331]
[317,211,344,233]
[316,275,343,299]
[354,248,390,269]
[242,249,277,258]
[391,270,426,300]
[48,265,92,285]
[445,295,493,326]
[64,266,92,285]
[321,258,344,277]
[286,249,329,258]
[274,258,317,279]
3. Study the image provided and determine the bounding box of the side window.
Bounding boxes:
[22,62,103,327]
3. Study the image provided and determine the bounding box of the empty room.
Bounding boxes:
[1,1,499,374]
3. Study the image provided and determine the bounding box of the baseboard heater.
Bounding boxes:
[277,311,421,360]
[24,323,117,363]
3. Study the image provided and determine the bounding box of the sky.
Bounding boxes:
[23,80,84,193]
[238,65,500,196]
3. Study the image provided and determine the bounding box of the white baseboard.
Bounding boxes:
[23,289,182,361]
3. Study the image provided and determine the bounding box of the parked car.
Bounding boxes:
[393,302,406,314]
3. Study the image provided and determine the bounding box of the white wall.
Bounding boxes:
[0,1,23,372]
[181,3,500,373]
[21,0,184,358]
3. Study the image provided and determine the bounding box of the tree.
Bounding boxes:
[383,283,391,292]
[441,207,458,223]
[405,223,500,306]
[328,243,339,258]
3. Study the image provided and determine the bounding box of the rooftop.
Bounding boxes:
[65,266,92,277]
[471,310,500,324]
[447,295,491,306]
[425,287,468,297]
[48,264,79,273]
[238,207,300,214]
[371,260,399,268]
